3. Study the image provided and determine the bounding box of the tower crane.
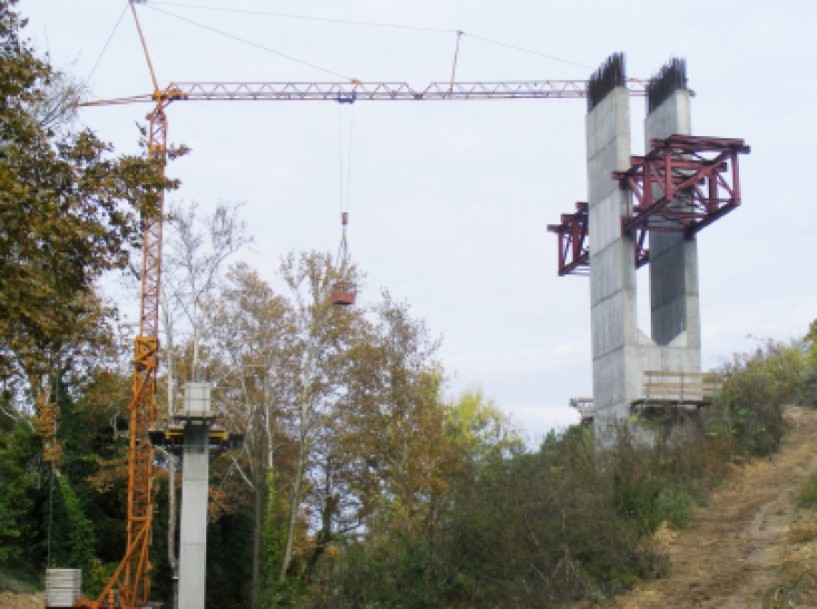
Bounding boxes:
[75,3,648,608]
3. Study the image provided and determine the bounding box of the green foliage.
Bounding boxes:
[206,513,254,609]
[800,319,817,407]
[0,418,38,564]
[49,475,97,572]
[797,474,817,510]
[706,339,808,457]
[261,469,290,609]
[763,562,816,609]
[0,0,180,408]
[446,387,524,463]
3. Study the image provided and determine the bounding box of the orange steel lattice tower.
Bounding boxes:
[76,102,168,609]
[76,3,171,607]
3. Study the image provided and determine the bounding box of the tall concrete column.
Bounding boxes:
[580,56,707,443]
[645,60,701,360]
[586,54,641,441]
[178,383,213,609]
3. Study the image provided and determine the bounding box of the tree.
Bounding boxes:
[275,251,364,587]
[205,252,366,608]
[0,0,180,469]
[311,294,454,606]
[159,200,251,608]
[343,293,448,524]
[164,201,252,381]
[0,417,38,564]
[206,262,296,609]
[445,388,523,466]
[25,69,86,134]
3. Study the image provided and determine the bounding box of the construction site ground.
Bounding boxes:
[3,407,816,609]
[583,404,817,609]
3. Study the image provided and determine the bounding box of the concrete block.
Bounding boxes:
[183,382,212,418]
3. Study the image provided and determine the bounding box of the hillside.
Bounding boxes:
[587,405,817,609]
[4,407,816,609]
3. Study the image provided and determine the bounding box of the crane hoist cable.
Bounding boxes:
[337,102,355,218]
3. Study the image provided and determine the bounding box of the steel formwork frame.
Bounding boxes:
[549,135,749,276]
[547,202,590,276]
[616,135,751,236]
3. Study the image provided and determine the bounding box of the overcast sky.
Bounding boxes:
[20,0,817,442]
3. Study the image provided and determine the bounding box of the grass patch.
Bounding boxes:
[764,561,816,609]
[0,564,41,593]
[796,474,817,509]
[788,524,817,544]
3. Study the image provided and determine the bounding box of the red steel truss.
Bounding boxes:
[549,135,750,276]
[616,135,750,235]
[547,202,589,276]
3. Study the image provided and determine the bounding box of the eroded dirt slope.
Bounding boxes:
[0,592,42,609]
[599,405,817,609]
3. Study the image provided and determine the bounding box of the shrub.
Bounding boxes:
[706,340,807,457]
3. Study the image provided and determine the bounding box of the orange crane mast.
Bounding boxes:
[75,3,170,607]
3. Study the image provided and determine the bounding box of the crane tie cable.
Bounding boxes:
[149,1,458,34]
[86,2,130,84]
[145,1,591,71]
[144,4,353,80]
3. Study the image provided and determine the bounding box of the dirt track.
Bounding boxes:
[598,405,817,609]
[0,592,42,609]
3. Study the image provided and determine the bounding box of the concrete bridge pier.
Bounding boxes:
[177,382,214,609]
[586,55,703,445]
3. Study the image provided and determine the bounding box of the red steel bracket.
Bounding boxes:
[549,135,748,277]
[615,135,751,237]
[547,202,589,276]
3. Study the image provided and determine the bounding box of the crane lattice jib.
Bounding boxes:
[79,79,649,107]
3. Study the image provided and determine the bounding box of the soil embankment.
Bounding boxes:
[594,405,817,609]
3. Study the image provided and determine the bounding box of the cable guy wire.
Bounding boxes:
[464,33,593,70]
[145,4,353,80]
[146,2,592,75]
[149,1,458,34]
[87,1,130,84]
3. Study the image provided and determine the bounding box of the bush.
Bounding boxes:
[706,339,808,458]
